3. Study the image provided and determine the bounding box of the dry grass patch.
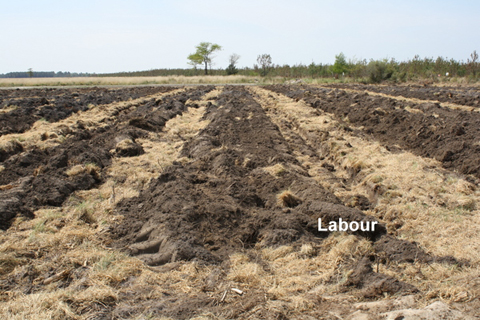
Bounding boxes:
[211,236,369,313]
[0,105,19,114]
[256,234,372,306]
[404,105,425,114]
[202,87,224,102]
[0,139,23,154]
[227,253,269,287]
[0,76,284,87]
[65,163,101,179]
[263,163,287,177]
[276,190,301,208]
[5,228,376,318]
[105,101,212,206]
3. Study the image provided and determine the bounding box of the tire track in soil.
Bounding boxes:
[265,85,480,181]
[108,86,464,318]
[0,86,215,229]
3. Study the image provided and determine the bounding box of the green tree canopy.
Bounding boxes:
[187,42,222,75]
[331,52,349,75]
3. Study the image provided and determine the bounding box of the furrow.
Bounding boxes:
[0,86,215,229]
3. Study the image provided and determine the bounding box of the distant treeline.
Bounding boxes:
[0,71,93,78]
[2,53,478,83]
[262,56,477,81]
[101,53,480,83]
[99,68,210,77]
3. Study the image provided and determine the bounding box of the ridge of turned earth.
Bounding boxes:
[111,86,460,300]
[264,85,480,181]
[0,86,214,229]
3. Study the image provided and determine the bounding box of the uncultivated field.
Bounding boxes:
[0,84,479,319]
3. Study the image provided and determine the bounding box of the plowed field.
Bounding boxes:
[0,84,479,319]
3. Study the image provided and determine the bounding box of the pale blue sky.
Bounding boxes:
[1,0,479,74]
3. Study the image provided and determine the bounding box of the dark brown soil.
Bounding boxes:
[341,256,418,298]
[111,87,386,263]
[0,86,178,136]
[108,86,460,318]
[0,85,468,319]
[324,83,480,108]
[264,85,480,181]
[0,86,215,229]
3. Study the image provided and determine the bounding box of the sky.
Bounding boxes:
[1,0,479,74]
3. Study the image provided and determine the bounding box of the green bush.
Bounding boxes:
[366,60,395,83]
[225,63,239,75]
[388,71,407,83]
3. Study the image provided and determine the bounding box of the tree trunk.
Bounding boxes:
[204,61,208,75]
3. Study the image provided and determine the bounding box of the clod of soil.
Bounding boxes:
[342,257,418,298]
[114,138,145,157]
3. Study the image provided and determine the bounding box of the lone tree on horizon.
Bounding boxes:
[331,52,349,76]
[257,54,272,76]
[187,42,222,75]
[226,53,240,75]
